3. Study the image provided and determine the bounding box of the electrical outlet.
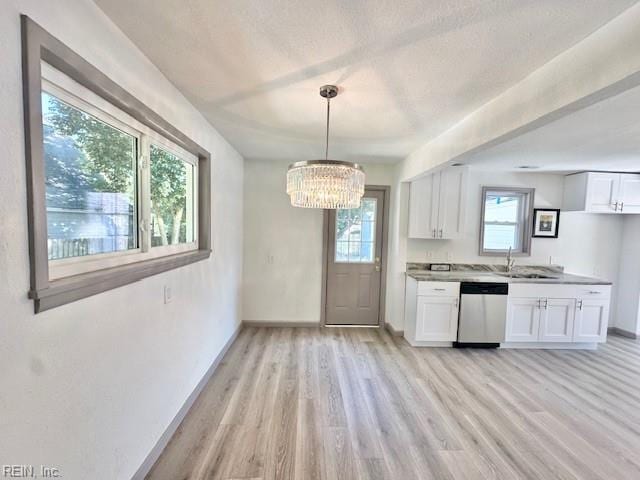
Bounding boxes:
[164,285,172,304]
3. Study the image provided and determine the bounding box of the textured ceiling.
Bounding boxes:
[95,0,637,164]
[461,83,640,174]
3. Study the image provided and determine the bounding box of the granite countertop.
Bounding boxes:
[405,263,611,285]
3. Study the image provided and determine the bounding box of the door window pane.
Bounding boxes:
[150,145,195,247]
[335,198,377,263]
[42,91,137,260]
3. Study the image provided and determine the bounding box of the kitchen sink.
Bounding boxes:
[496,272,558,279]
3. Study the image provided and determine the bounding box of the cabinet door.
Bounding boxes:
[408,174,439,238]
[586,173,619,213]
[506,298,540,342]
[539,298,575,342]
[618,174,640,213]
[415,296,459,342]
[438,167,468,239]
[573,299,609,343]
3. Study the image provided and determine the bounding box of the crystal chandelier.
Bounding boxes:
[287,85,365,209]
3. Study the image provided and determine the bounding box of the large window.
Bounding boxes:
[479,187,534,256]
[22,15,211,313]
[42,90,139,260]
[40,66,199,280]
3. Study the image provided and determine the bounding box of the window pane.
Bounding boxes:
[362,198,376,221]
[42,91,137,260]
[150,145,195,247]
[359,242,374,263]
[335,241,349,262]
[334,197,377,263]
[484,224,521,251]
[484,194,521,222]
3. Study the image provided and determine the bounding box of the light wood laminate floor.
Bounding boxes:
[147,327,640,480]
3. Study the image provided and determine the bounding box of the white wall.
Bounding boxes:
[242,160,395,323]
[0,2,243,479]
[615,216,640,334]
[387,168,625,331]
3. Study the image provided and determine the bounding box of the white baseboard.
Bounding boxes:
[131,323,243,480]
[384,323,404,337]
[242,320,320,327]
[608,327,638,339]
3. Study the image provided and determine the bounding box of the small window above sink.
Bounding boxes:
[479,187,535,257]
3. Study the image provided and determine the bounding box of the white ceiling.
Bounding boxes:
[95,0,637,164]
[460,83,640,174]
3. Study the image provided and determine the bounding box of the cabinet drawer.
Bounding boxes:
[508,283,610,300]
[417,281,460,297]
[573,285,611,300]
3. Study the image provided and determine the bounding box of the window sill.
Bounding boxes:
[28,249,211,313]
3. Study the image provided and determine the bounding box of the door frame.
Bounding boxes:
[320,185,391,327]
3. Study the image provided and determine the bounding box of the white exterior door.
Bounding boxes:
[415,296,459,342]
[539,298,575,342]
[618,174,640,213]
[586,173,619,213]
[408,174,439,238]
[506,298,540,342]
[574,299,609,342]
[438,167,467,239]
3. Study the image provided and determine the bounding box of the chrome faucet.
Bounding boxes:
[506,247,515,273]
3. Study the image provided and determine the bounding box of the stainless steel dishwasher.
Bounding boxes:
[455,282,508,347]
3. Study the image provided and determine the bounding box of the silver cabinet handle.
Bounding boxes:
[613,201,618,211]
[434,288,446,291]
[543,298,548,309]
[587,290,601,295]
[621,202,624,212]
[432,228,436,238]
[577,299,583,310]
[454,298,459,308]
[439,229,443,238]
[536,299,541,309]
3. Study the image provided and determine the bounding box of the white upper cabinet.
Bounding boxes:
[618,175,640,213]
[408,167,468,239]
[408,173,439,238]
[563,172,640,214]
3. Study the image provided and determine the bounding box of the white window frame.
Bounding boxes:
[41,62,198,280]
[479,187,535,257]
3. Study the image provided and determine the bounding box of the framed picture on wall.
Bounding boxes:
[532,208,560,238]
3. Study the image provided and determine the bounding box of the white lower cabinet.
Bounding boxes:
[415,295,459,342]
[506,298,540,342]
[404,278,460,346]
[573,299,609,342]
[505,284,611,345]
[540,298,575,342]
